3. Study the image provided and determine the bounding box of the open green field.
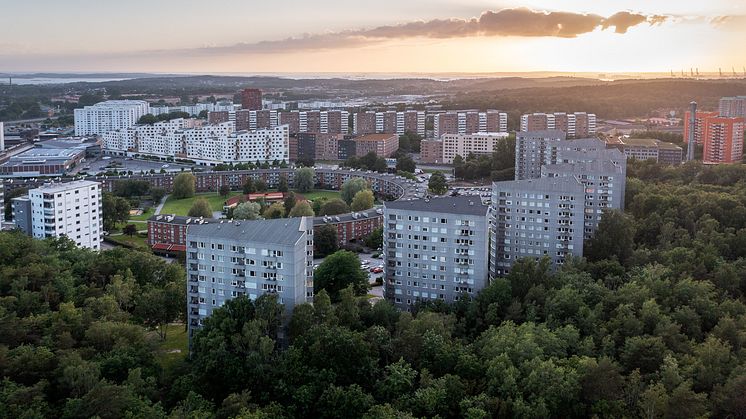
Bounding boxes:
[154,324,188,372]
[160,192,239,216]
[300,190,341,202]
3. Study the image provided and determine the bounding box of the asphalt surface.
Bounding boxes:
[81,156,196,175]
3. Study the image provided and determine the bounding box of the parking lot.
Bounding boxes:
[313,251,385,299]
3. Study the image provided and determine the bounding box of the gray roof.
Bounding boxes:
[542,159,625,175]
[517,130,567,140]
[187,217,307,246]
[385,195,488,216]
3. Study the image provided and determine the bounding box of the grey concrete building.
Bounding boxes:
[383,196,490,310]
[490,177,586,277]
[542,158,626,239]
[186,217,314,342]
[515,131,623,180]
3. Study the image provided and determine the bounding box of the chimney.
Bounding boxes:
[687,101,697,162]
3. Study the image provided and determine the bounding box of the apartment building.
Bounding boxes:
[719,96,746,118]
[515,131,621,180]
[12,180,103,249]
[74,100,150,136]
[441,132,511,164]
[420,139,444,164]
[352,110,426,136]
[186,217,314,341]
[541,159,626,239]
[354,133,400,158]
[607,138,683,165]
[383,196,490,310]
[433,110,508,139]
[684,111,745,164]
[490,177,585,276]
[353,112,377,135]
[241,88,262,111]
[279,111,301,135]
[519,112,597,138]
[102,120,288,164]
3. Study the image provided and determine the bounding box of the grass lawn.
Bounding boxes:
[154,323,188,372]
[160,192,240,216]
[107,233,150,251]
[300,189,342,202]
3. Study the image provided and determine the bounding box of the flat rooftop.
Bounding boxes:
[32,180,100,193]
[355,133,398,141]
[385,195,488,216]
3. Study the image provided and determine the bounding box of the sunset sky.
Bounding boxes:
[1,0,745,73]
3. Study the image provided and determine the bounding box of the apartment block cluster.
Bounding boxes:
[520,112,597,138]
[11,180,103,250]
[684,96,746,165]
[419,110,508,164]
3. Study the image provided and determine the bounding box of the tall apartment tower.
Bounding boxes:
[515,131,619,180]
[11,180,103,249]
[186,217,315,342]
[383,196,490,310]
[241,88,262,111]
[353,112,377,135]
[434,110,508,139]
[719,96,746,118]
[684,106,745,164]
[541,158,627,239]
[490,177,586,277]
[74,100,150,136]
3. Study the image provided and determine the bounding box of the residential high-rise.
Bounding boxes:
[490,177,585,276]
[241,88,262,111]
[398,110,426,136]
[719,96,746,118]
[519,112,597,138]
[353,133,399,158]
[186,217,314,341]
[0,121,5,151]
[515,131,619,180]
[684,109,745,164]
[376,111,398,134]
[440,132,510,164]
[279,111,301,135]
[541,159,626,239]
[383,196,490,310]
[11,180,103,249]
[353,112,377,135]
[434,110,508,138]
[74,100,150,136]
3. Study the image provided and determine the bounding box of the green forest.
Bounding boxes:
[2,160,746,418]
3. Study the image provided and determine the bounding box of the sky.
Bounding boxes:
[1,0,745,74]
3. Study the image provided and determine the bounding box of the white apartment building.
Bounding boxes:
[74,100,150,136]
[12,180,103,250]
[441,132,511,164]
[102,119,288,165]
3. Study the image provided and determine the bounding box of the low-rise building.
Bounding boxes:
[441,132,510,164]
[420,139,444,164]
[354,133,399,158]
[607,138,683,165]
[383,196,490,310]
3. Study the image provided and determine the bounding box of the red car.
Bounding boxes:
[372,267,383,274]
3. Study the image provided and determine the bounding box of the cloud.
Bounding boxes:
[184,8,667,55]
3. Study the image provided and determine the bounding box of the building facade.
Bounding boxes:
[186,217,314,341]
[433,110,508,139]
[515,132,621,180]
[684,111,745,164]
[74,100,150,136]
[383,196,490,310]
[441,132,511,164]
[490,177,585,277]
[420,139,445,164]
[354,133,400,158]
[519,112,597,138]
[241,88,262,111]
[12,180,103,249]
[719,96,746,118]
[607,138,683,165]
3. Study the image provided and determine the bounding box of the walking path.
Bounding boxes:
[153,195,168,215]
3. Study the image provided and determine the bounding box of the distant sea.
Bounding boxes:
[5,77,133,85]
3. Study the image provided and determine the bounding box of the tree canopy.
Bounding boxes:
[295,168,315,193]
[187,198,213,218]
[172,172,196,199]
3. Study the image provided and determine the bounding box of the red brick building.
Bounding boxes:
[148,214,212,253]
[354,133,400,158]
[420,139,444,163]
[241,88,262,111]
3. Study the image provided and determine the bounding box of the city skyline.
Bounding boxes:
[1,0,745,73]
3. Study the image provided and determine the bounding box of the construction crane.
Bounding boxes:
[719,68,723,77]
[696,68,699,77]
